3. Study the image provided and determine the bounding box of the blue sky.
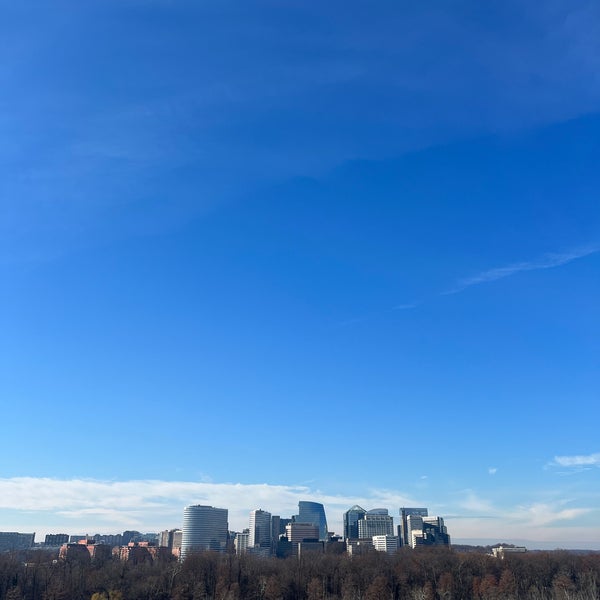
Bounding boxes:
[1,0,600,548]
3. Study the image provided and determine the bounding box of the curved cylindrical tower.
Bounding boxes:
[181,505,228,557]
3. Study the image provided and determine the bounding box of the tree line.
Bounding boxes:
[1,546,599,600]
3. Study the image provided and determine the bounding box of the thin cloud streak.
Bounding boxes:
[509,503,592,527]
[551,453,600,467]
[445,246,599,295]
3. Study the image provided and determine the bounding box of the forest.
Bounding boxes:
[1,546,599,600]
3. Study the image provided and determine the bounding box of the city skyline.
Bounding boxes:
[2,1,600,551]
[1,498,451,556]
[0,480,597,550]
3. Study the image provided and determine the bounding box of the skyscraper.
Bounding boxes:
[181,505,228,557]
[271,515,281,546]
[372,534,399,554]
[406,514,424,547]
[297,501,328,541]
[158,529,182,550]
[285,522,319,544]
[0,532,35,552]
[418,516,450,547]
[234,531,249,555]
[343,505,367,540]
[399,507,428,547]
[249,509,272,550]
[357,508,394,538]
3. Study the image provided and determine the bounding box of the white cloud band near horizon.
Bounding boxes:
[0,477,597,547]
[0,477,415,537]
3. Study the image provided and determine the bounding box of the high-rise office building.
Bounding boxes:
[406,514,424,548]
[44,534,69,546]
[158,529,182,550]
[372,534,399,554]
[420,517,450,547]
[404,514,451,548]
[271,515,281,545]
[343,505,367,540]
[0,532,35,552]
[122,531,141,545]
[297,501,328,541]
[173,529,182,550]
[278,517,292,533]
[285,522,319,544]
[357,509,394,538]
[249,509,272,549]
[399,507,428,546]
[234,530,249,555]
[181,505,228,557]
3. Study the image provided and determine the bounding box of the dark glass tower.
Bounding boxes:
[399,507,428,546]
[343,505,367,540]
[297,501,328,541]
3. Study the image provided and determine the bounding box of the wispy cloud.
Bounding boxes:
[459,491,496,514]
[488,467,498,475]
[347,244,598,324]
[429,485,600,546]
[551,453,600,468]
[454,490,593,526]
[445,246,599,294]
[509,503,591,527]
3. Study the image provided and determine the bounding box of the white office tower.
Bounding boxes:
[357,508,394,538]
[249,509,272,550]
[234,531,249,555]
[372,535,399,554]
[406,514,423,548]
[181,505,228,557]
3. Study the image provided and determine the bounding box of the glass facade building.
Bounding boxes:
[357,508,394,538]
[297,501,328,541]
[343,505,367,540]
[399,507,428,546]
[249,509,272,549]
